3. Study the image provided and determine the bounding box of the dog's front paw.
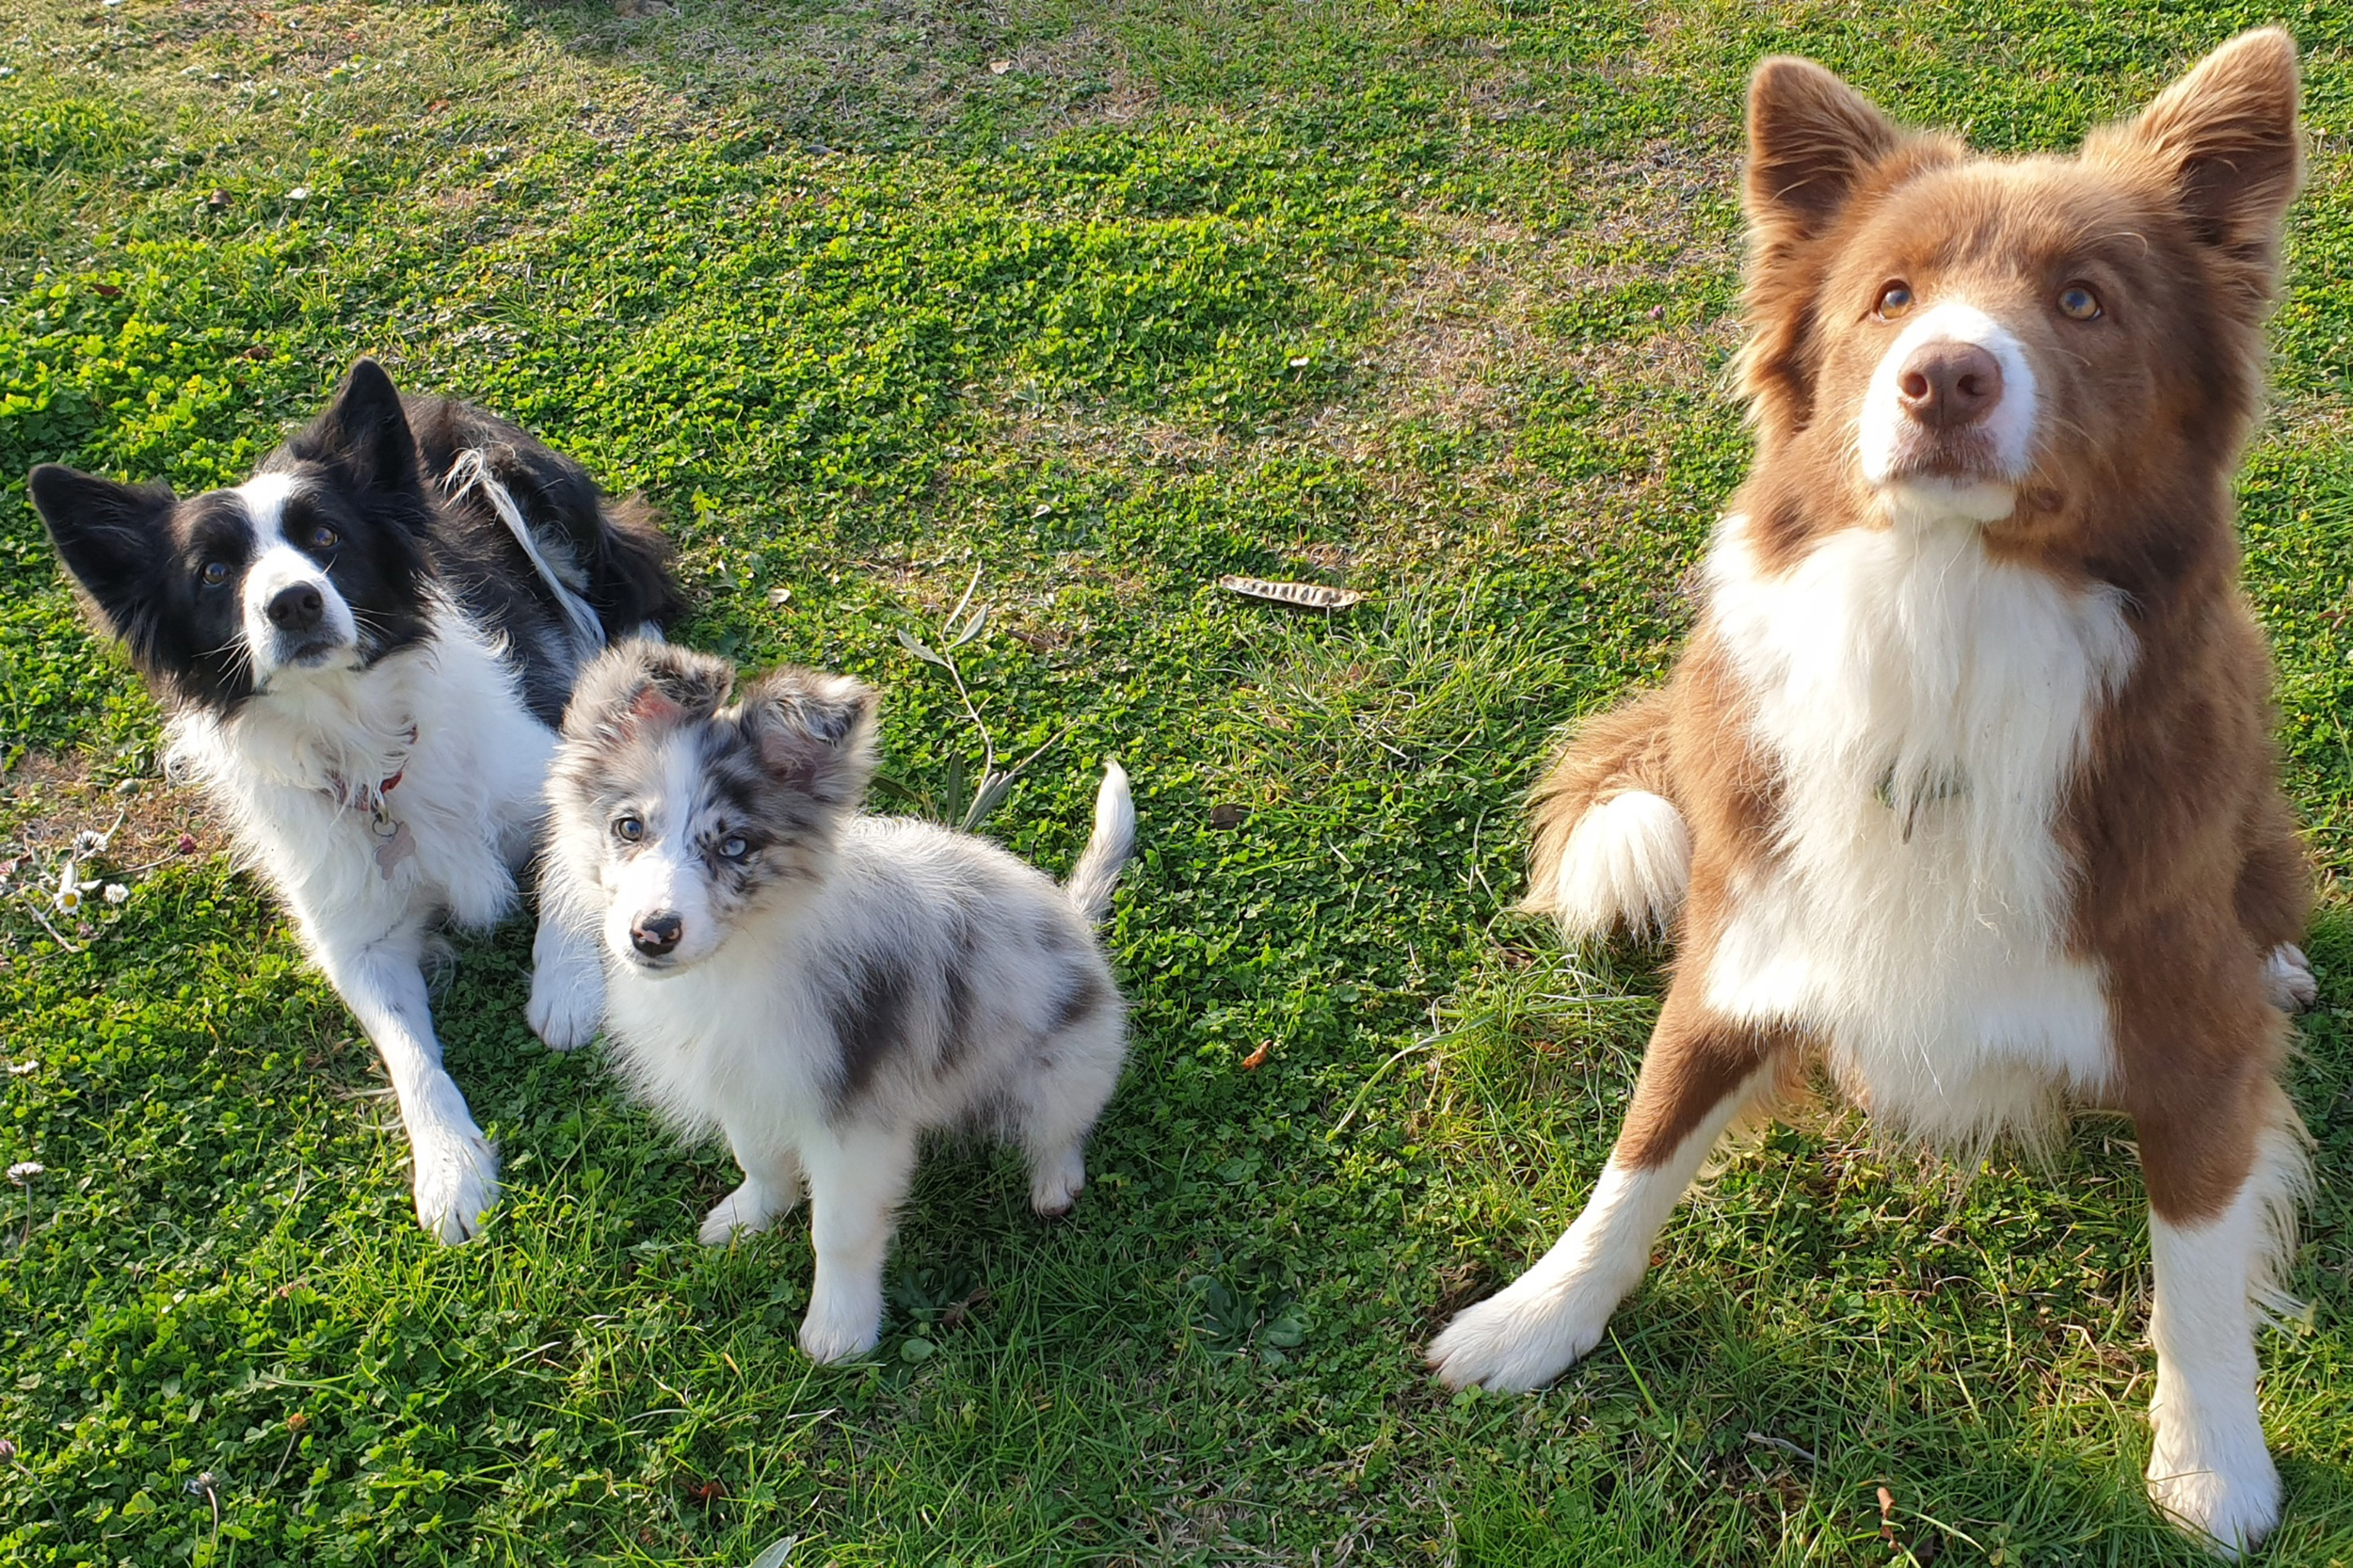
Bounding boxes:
[2148,1439,2281,1559]
[412,1124,501,1243]
[1427,1272,1618,1393]
[698,1179,797,1246]
[797,1298,883,1365]
[527,927,605,1050]
[2265,944,2317,1015]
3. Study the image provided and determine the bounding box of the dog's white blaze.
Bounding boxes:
[233,472,358,678]
[2145,1117,2307,1556]
[1702,511,2135,1144]
[1856,299,2040,516]
[1548,789,1691,941]
[601,735,725,968]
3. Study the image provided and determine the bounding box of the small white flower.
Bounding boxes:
[103,884,129,905]
[6,1162,42,1185]
[71,830,107,858]
[287,186,311,201]
[3,1062,35,1077]
[54,862,82,914]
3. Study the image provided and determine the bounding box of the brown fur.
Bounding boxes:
[1531,31,2310,1228]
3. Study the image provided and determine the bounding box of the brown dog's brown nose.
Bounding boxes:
[1896,342,2003,429]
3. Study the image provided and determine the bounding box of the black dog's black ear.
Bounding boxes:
[26,464,176,632]
[298,358,421,493]
[562,636,736,743]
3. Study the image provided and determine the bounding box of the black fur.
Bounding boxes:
[826,952,914,1107]
[28,358,682,724]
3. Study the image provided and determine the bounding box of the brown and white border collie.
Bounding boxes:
[1427,31,2313,1556]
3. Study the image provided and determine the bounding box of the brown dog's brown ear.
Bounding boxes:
[1743,56,1903,243]
[2089,28,2300,280]
[738,667,879,810]
[562,637,734,742]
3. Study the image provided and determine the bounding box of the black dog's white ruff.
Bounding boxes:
[545,640,1135,1362]
[29,359,680,1241]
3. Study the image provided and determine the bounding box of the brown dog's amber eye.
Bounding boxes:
[2057,283,2102,321]
[1875,281,1913,320]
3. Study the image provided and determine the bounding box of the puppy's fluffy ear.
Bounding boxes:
[26,464,176,636]
[738,667,879,811]
[564,637,735,742]
[2088,28,2299,301]
[291,358,422,495]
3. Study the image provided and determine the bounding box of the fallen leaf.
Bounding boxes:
[989,58,1012,73]
[1241,1041,1271,1070]
[90,283,121,297]
[1208,804,1248,829]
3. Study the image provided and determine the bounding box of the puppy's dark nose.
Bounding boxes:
[266,583,325,632]
[631,912,683,957]
[1897,342,2003,429]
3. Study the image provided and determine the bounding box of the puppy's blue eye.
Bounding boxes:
[614,816,645,843]
[200,560,229,587]
[719,836,750,860]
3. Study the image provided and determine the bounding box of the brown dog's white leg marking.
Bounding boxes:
[1428,995,1785,1391]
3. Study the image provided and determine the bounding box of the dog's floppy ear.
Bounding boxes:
[1743,56,1903,244]
[296,358,423,495]
[563,637,735,742]
[738,667,879,811]
[2089,29,2299,289]
[26,464,176,636]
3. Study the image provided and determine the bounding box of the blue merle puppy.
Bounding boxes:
[544,638,1134,1362]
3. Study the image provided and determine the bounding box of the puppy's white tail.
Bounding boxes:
[1064,760,1135,927]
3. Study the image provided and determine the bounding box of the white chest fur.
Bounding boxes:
[1700,511,2137,1146]
[167,611,555,941]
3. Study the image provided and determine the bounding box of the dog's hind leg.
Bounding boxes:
[1428,989,1785,1392]
[312,926,500,1242]
[1017,1014,1124,1219]
[796,1125,920,1364]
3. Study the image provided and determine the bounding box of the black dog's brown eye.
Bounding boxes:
[614,815,645,843]
[199,560,230,587]
[1875,281,1914,320]
[308,524,339,552]
[2057,282,2102,321]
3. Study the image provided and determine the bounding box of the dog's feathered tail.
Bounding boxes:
[1523,686,1690,942]
[1064,760,1135,927]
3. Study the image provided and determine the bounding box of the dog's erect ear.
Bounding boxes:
[301,359,422,494]
[2089,29,2300,277]
[26,464,176,632]
[1743,56,1903,243]
[563,637,735,742]
[738,667,879,811]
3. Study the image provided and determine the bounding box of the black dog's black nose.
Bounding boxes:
[631,912,683,957]
[266,583,325,632]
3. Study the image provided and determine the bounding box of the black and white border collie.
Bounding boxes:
[28,359,681,1241]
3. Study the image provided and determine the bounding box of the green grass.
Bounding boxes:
[3,0,2352,1561]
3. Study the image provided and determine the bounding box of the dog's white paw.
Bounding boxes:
[698,1179,797,1246]
[527,926,605,1050]
[2265,944,2317,1015]
[1029,1147,1086,1219]
[2148,1440,2281,1559]
[797,1292,884,1365]
[412,1124,500,1243]
[1427,1272,1619,1392]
